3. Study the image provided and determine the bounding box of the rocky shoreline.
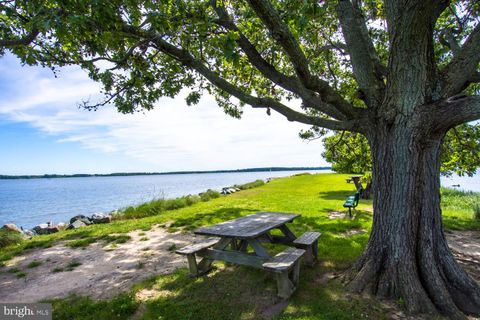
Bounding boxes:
[2,211,114,238]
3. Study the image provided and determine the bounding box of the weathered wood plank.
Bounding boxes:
[293,232,321,246]
[247,238,271,258]
[262,248,305,272]
[175,237,220,255]
[194,212,300,238]
[197,249,268,269]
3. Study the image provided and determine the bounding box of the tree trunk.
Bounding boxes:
[344,120,480,319]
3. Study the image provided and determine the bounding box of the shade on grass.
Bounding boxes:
[3,173,479,319]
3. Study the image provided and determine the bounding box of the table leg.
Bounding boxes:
[247,238,271,258]
[279,225,297,241]
[196,238,232,276]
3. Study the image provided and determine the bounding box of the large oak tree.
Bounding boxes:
[2,0,480,318]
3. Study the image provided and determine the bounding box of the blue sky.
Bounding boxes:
[0,54,329,175]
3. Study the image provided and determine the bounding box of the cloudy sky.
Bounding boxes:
[0,54,329,175]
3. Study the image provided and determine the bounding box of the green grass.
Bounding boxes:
[0,229,24,248]
[1,173,478,319]
[27,260,42,268]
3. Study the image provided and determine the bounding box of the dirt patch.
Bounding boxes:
[0,226,195,302]
[446,230,480,282]
[328,211,347,219]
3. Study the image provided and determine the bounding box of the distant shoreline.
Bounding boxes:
[0,167,332,180]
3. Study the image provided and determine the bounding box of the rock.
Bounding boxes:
[22,229,35,238]
[2,223,22,233]
[33,223,59,235]
[68,220,87,229]
[57,222,67,230]
[91,213,111,224]
[69,215,92,225]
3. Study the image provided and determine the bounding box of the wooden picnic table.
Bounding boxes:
[176,212,321,299]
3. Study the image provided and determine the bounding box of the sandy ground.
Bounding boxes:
[0,225,194,302]
[0,227,478,304]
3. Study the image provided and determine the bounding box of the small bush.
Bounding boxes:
[27,260,42,268]
[199,189,221,201]
[0,230,24,249]
[474,203,480,220]
[233,179,265,190]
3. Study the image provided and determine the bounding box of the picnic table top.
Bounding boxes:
[194,212,300,239]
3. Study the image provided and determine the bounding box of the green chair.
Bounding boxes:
[343,192,360,217]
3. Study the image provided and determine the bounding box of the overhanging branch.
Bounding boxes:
[431,95,480,131]
[441,23,480,97]
[0,27,39,47]
[122,26,362,132]
[243,0,360,119]
[209,0,353,121]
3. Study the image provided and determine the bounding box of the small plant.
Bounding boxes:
[27,260,42,268]
[0,229,24,248]
[65,261,82,271]
[141,247,150,251]
[66,237,97,248]
[473,203,480,220]
[52,267,64,273]
[167,243,177,252]
[139,237,149,241]
[103,234,131,244]
[136,262,145,269]
[138,232,146,236]
[8,267,21,274]
[16,271,27,278]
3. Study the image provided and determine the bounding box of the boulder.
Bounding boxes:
[33,223,59,235]
[67,220,87,229]
[91,213,111,224]
[2,223,22,233]
[69,215,92,225]
[22,229,35,238]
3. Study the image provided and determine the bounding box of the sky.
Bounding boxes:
[0,54,329,175]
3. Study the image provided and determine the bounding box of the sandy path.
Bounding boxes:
[0,228,478,303]
[0,225,194,302]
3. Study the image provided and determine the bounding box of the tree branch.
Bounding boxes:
[431,95,480,131]
[441,22,480,97]
[209,0,353,120]
[0,27,39,47]
[243,0,360,119]
[336,0,386,107]
[122,26,363,132]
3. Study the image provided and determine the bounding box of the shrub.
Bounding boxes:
[474,203,480,220]
[233,179,265,190]
[0,229,24,249]
[199,189,221,201]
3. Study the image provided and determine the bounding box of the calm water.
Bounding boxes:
[0,170,478,228]
[0,170,326,228]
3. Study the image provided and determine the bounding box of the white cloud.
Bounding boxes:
[0,54,328,172]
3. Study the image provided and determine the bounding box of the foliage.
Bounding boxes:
[46,294,138,320]
[0,229,23,249]
[1,174,471,320]
[233,179,265,190]
[322,123,480,176]
[474,204,480,220]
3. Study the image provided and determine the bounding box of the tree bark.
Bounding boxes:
[344,119,480,319]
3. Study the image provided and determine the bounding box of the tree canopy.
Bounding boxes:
[319,123,480,176]
[2,0,480,317]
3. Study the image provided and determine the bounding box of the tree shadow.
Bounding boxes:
[317,190,358,201]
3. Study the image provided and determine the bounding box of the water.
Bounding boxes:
[441,173,480,193]
[1,170,478,229]
[0,170,326,228]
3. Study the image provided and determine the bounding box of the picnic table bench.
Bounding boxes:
[176,212,321,299]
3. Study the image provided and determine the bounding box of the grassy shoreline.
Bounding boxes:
[1,173,479,319]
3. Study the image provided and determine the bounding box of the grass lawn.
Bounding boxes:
[1,173,479,319]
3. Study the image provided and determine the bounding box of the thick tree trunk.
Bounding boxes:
[344,120,480,319]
